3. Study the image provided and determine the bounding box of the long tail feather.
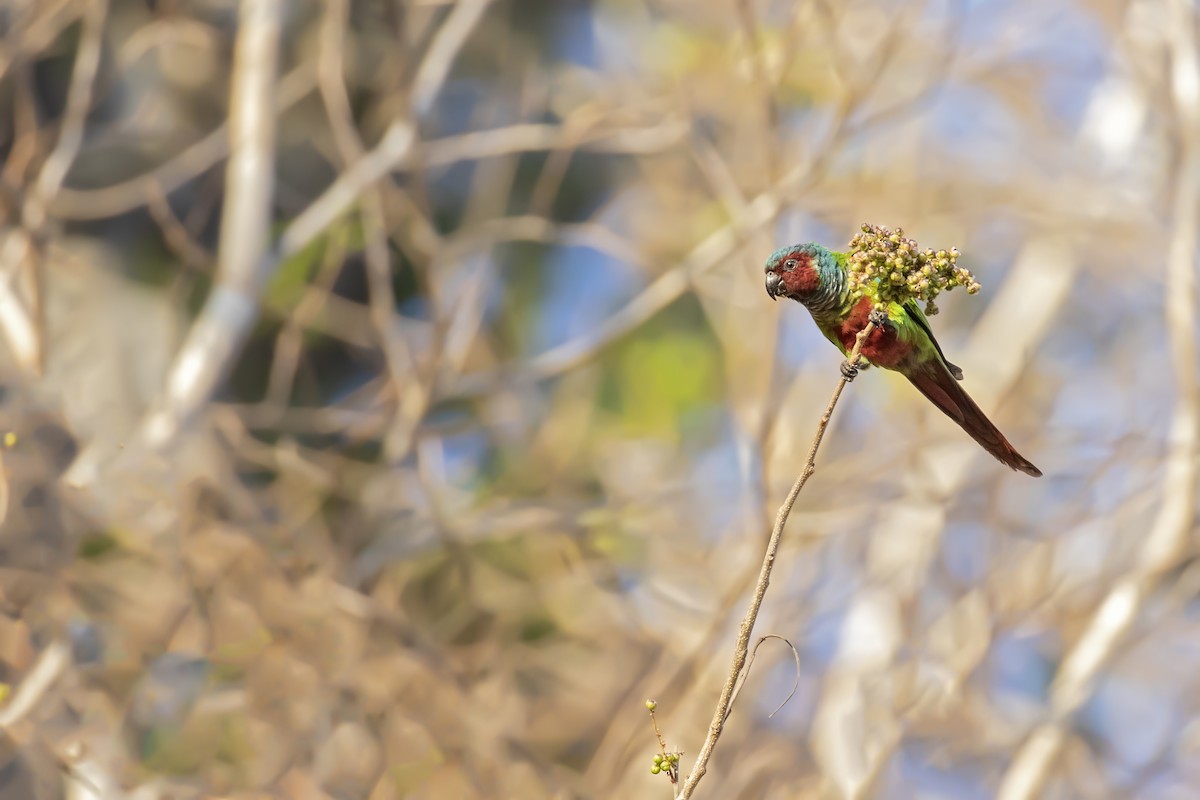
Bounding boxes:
[905,362,1042,477]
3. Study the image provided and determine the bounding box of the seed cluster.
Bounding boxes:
[650,751,681,777]
[846,223,980,316]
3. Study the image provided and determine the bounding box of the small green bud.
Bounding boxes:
[651,764,661,775]
[645,699,657,711]
[653,754,664,765]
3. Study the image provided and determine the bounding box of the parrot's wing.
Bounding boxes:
[903,300,964,380]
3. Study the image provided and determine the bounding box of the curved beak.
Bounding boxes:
[765,271,781,301]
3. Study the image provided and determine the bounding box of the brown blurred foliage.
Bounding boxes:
[0,0,1197,798]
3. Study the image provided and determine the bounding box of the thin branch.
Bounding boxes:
[410,0,492,118]
[278,0,495,261]
[48,63,317,221]
[734,0,781,176]
[422,119,688,167]
[31,0,108,209]
[440,87,871,401]
[262,224,348,410]
[141,0,283,448]
[997,0,1200,795]
[0,0,107,375]
[0,0,80,84]
[146,181,213,270]
[48,114,680,222]
[0,639,69,728]
[442,187,790,398]
[676,322,876,800]
[317,0,430,464]
[730,634,802,720]
[0,447,8,529]
[131,0,498,453]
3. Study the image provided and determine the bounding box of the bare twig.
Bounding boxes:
[730,634,802,720]
[262,225,349,410]
[442,187,790,398]
[0,0,107,374]
[129,0,500,455]
[440,83,872,401]
[423,120,687,166]
[50,116,681,223]
[676,322,876,800]
[0,639,69,728]
[317,0,430,464]
[140,0,283,448]
[146,182,213,270]
[807,7,1148,791]
[410,0,492,117]
[998,1,1200,795]
[32,0,108,207]
[647,701,669,753]
[734,0,781,175]
[0,0,80,85]
[48,63,317,221]
[279,0,497,262]
[0,448,8,529]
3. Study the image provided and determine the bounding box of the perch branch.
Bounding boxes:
[676,321,876,800]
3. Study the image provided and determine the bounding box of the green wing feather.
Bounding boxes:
[902,300,963,380]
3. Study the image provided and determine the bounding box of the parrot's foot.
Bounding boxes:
[868,307,890,329]
[840,360,861,381]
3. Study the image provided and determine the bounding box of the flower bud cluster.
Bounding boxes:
[651,751,681,776]
[846,223,980,315]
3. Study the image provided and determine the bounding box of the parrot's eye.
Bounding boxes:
[784,259,798,271]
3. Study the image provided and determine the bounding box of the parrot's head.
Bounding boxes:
[763,242,833,304]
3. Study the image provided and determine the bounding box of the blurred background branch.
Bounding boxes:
[999,0,1200,795]
[0,1,1196,798]
[679,323,875,799]
[140,0,283,449]
[0,0,107,375]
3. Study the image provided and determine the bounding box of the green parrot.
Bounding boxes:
[764,242,1041,477]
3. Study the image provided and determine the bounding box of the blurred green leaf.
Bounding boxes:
[78,531,121,561]
[601,300,722,437]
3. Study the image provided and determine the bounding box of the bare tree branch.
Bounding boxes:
[443,185,789,398]
[998,1,1200,795]
[0,0,107,374]
[48,63,317,221]
[0,639,69,728]
[140,0,283,448]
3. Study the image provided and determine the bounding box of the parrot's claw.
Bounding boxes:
[868,307,890,329]
[840,360,861,381]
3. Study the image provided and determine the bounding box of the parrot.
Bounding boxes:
[764,242,1041,477]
